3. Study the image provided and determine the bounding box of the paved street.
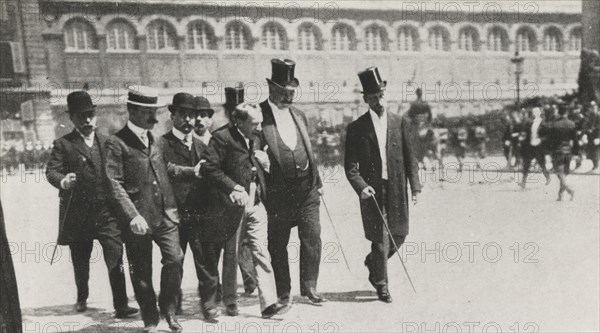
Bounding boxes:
[1,157,598,332]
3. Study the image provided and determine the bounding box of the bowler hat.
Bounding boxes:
[67,91,96,113]
[266,58,299,88]
[358,66,387,94]
[223,85,244,107]
[126,85,165,107]
[168,92,197,113]
[195,96,214,118]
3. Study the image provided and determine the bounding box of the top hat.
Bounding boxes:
[266,59,299,88]
[126,86,165,107]
[195,96,214,117]
[358,66,387,94]
[223,84,244,107]
[67,91,96,113]
[168,92,197,113]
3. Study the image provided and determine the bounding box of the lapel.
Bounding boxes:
[228,124,250,151]
[387,113,400,157]
[165,131,192,162]
[289,106,314,163]
[67,130,92,161]
[259,100,282,167]
[118,126,150,155]
[95,133,107,168]
[362,111,379,149]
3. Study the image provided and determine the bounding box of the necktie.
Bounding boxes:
[183,134,192,150]
[139,132,148,147]
[83,135,94,148]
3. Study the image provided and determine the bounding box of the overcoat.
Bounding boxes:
[46,130,115,244]
[344,111,422,242]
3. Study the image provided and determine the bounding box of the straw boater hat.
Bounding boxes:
[125,85,165,107]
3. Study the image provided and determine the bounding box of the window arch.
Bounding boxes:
[458,26,480,52]
[146,20,177,51]
[568,27,582,52]
[297,23,322,51]
[516,27,537,52]
[64,19,98,51]
[543,27,563,52]
[487,26,508,52]
[106,19,137,51]
[225,22,253,50]
[187,20,217,50]
[428,26,450,51]
[397,25,419,51]
[261,22,287,50]
[331,23,356,51]
[364,24,388,51]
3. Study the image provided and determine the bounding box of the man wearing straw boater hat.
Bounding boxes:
[344,67,422,303]
[105,86,183,333]
[46,91,137,318]
[256,59,325,305]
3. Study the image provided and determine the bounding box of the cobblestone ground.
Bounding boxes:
[1,155,598,332]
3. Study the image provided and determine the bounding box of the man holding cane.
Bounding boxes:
[344,67,422,303]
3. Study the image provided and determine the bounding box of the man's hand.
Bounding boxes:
[130,215,149,235]
[253,150,270,172]
[60,173,77,190]
[229,187,249,206]
[318,188,323,196]
[412,192,419,205]
[360,186,376,199]
[504,140,511,146]
[195,159,205,178]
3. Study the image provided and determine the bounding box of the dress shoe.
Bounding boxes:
[377,286,393,303]
[203,307,219,321]
[261,302,291,319]
[115,306,138,318]
[164,314,182,332]
[301,287,327,303]
[74,301,87,312]
[244,286,256,296]
[143,325,158,333]
[278,294,291,305]
[225,304,239,316]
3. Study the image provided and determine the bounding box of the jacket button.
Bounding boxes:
[152,181,157,185]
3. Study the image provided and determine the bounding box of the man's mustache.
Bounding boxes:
[147,118,159,124]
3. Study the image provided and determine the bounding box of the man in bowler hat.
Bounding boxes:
[344,67,422,303]
[46,91,137,317]
[105,86,184,332]
[256,59,325,305]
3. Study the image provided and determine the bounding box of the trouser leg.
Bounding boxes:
[154,223,184,316]
[125,233,159,326]
[69,240,93,303]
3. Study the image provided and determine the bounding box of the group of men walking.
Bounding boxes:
[45,59,422,332]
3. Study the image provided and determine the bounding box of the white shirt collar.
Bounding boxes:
[127,120,148,137]
[196,132,211,146]
[76,129,94,140]
[369,108,387,123]
[236,128,250,147]
[172,127,190,142]
[268,98,287,114]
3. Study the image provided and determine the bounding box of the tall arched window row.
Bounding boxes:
[147,20,177,51]
[569,27,582,52]
[397,26,418,51]
[297,24,322,51]
[106,20,137,51]
[458,27,479,52]
[543,27,563,52]
[364,25,387,51]
[225,22,252,50]
[516,27,537,52]
[487,27,508,52]
[428,26,450,51]
[331,24,356,51]
[64,19,98,51]
[261,23,287,50]
[187,21,217,50]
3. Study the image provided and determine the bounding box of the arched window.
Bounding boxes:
[516,27,536,52]
[225,22,252,50]
[569,27,582,52]
[187,21,217,50]
[428,26,449,51]
[364,25,387,51]
[64,19,98,51]
[146,20,177,51]
[458,26,480,52]
[106,20,137,51]
[397,25,419,51]
[297,24,322,51]
[487,27,508,52]
[261,22,287,50]
[543,27,563,52]
[331,24,356,51]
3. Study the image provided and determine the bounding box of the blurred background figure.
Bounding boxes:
[520,107,551,189]
[0,200,23,333]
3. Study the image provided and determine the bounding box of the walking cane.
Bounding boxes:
[320,195,352,273]
[369,195,417,293]
[50,188,74,265]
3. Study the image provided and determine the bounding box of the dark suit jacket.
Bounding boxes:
[193,124,267,242]
[256,100,321,211]
[104,126,179,232]
[344,111,422,242]
[160,131,202,209]
[46,130,114,244]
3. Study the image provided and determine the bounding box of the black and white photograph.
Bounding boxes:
[0,0,598,332]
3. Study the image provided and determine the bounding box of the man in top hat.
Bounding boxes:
[344,67,422,303]
[46,91,137,317]
[105,86,184,332]
[160,92,210,315]
[256,58,325,305]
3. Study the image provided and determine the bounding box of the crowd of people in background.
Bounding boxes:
[1,140,52,174]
